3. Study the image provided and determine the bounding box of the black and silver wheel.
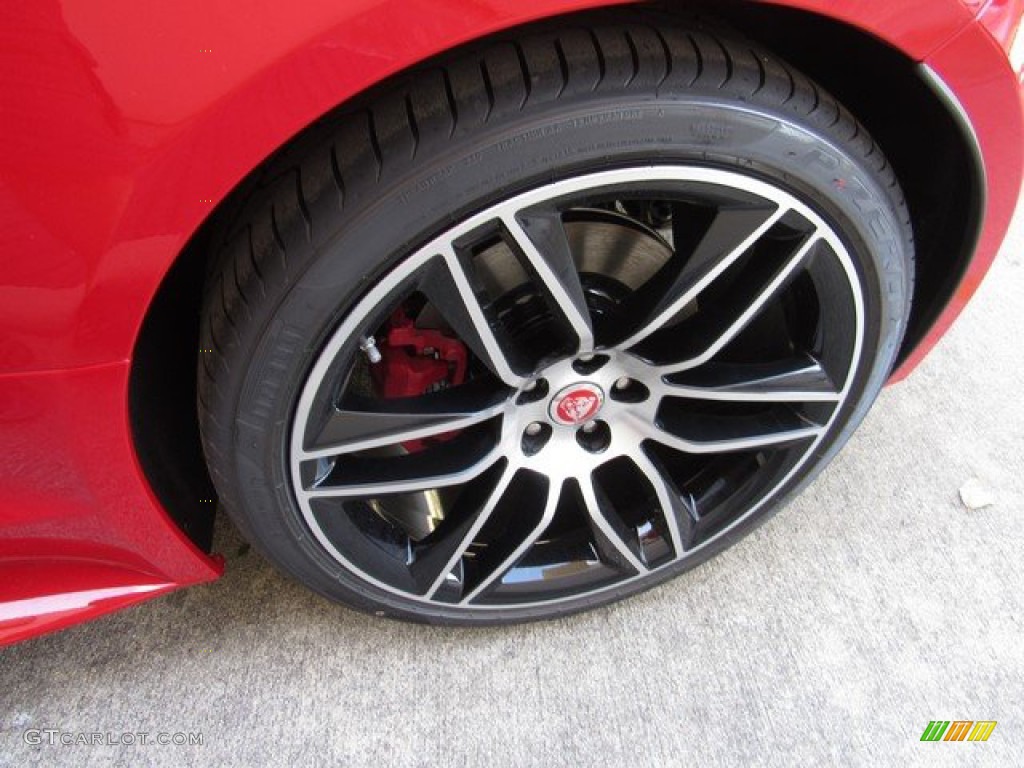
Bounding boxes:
[199,16,912,623]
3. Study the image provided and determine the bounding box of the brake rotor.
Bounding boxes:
[457,208,674,301]
[565,208,673,290]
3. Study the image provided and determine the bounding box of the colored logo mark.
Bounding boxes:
[920,721,997,742]
[549,382,604,426]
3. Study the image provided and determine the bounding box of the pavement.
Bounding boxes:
[2,199,1023,768]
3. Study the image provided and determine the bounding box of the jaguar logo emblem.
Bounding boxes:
[550,383,604,426]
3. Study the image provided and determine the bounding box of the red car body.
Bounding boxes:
[1,0,1021,645]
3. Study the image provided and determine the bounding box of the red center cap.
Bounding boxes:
[550,383,605,426]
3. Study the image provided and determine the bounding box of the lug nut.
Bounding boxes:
[516,378,548,405]
[575,419,611,453]
[521,421,552,456]
[614,376,631,390]
[572,353,609,375]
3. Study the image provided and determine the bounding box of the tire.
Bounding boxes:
[198,13,913,625]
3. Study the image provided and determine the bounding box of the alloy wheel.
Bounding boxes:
[289,166,864,610]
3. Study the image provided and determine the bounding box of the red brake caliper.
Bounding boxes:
[369,307,468,452]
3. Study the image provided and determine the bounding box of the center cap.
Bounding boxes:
[549,382,605,426]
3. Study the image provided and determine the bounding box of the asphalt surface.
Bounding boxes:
[2,199,1022,768]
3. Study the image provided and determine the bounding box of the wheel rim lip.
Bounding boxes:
[288,164,867,611]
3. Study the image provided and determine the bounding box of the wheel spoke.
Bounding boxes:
[302,447,502,499]
[657,234,821,375]
[301,388,508,459]
[418,248,530,387]
[501,210,594,353]
[645,417,823,455]
[661,356,840,403]
[459,478,561,604]
[617,205,787,348]
[581,476,648,574]
[419,463,518,598]
[628,449,696,558]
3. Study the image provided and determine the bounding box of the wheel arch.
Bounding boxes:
[128,0,987,548]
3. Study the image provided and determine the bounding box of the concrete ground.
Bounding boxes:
[3,200,1022,768]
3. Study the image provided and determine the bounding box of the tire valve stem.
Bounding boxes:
[359,335,382,364]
